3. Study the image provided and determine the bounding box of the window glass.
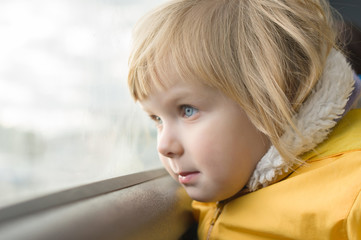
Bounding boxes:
[0,0,167,208]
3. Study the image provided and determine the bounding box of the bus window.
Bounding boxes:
[0,0,168,208]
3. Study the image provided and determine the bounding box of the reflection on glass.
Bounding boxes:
[0,0,167,208]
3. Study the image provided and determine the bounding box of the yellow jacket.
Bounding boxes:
[193,109,361,240]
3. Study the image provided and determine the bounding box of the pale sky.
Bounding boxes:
[0,0,167,136]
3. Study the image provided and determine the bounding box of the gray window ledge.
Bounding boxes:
[0,169,194,240]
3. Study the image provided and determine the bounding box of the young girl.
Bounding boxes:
[128,0,361,239]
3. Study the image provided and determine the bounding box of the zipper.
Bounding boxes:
[206,202,224,240]
[205,190,249,240]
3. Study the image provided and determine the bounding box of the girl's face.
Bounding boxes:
[140,74,269,202]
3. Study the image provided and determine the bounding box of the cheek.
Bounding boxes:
[192,125,256,177]
[189,130,231,171]
[192,124,237,158]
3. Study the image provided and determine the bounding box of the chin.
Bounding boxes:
[184,187,224,202]
[184,185,242,202]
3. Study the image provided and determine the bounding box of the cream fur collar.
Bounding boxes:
[247,49,356,191]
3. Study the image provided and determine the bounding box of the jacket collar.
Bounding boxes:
[247,49,360,192]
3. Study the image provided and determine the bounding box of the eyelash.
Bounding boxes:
[150,115,162,125]
[149,105,199,126]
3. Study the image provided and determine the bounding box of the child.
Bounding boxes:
[128,0,361,239]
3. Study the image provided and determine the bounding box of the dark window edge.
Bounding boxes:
[0,168,168,224]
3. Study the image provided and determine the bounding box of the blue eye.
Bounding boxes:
[182,105,198,118]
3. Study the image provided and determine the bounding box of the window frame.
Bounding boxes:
[0,168,194,239]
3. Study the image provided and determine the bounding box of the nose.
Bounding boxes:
[157,125,184,158]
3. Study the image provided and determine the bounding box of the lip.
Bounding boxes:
[178,171,200,185]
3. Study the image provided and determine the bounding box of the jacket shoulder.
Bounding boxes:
[347,189,361,239]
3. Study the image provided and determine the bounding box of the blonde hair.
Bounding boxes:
[128,0,337,164]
